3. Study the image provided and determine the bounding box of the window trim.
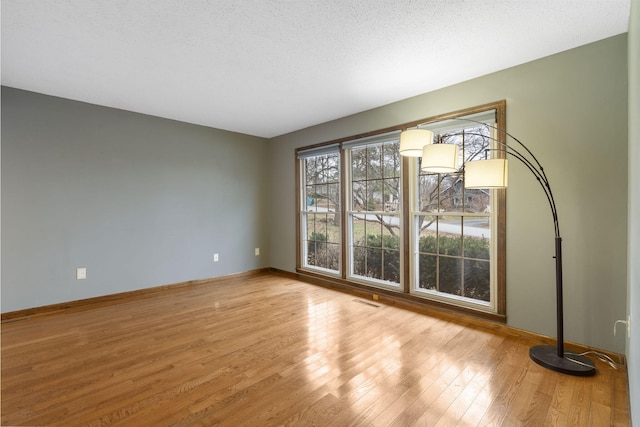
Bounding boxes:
[295,100,507,321]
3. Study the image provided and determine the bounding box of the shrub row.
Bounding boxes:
[308,233,490,301]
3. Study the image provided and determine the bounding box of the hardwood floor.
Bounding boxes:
[1,272,631,426]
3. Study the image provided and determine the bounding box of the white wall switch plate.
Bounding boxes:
[255,248,260,256]
[214,253,219,262]
[76,268,87,280]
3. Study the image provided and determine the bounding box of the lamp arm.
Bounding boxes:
[453,118,551,183]
[465,132,549,185]
[482,147,560,238]
[450,122,560,238]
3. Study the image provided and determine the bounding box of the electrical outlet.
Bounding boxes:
[255,248,260,256]
[614,316,631,338]
[213,253,219,262]
[76,268,87,280]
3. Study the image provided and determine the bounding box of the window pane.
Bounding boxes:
[305,158,316,185]
[325,243,341,271]
[365,214,382,246]
[313,241,328,268]
[418,175,439,212]
[306,154,339,184]
[350,212,400,286]
[383,177,400,212]
[382,249,400,282]
[352,215,366,246]
[353,214,385,249]
[417,215,437,252]
[438,174,463,212]
[438,217,461,256]
[352,246,366,276]
[315,184,328,209]
[325,214,340,244]
[463,126,491,163]
[325,154,341,183]
[308,241,331,269]
[366,146,382,180]
[305,213,315,238]
[305,185,314,210]
[367,180,382,211]
[307,240,318,266]
[464,259,490,301]
[351,147,367,181]
[366,247,383,279]
[307,241,340,271]
[328,183,340,212]
[307,213,327,240]
[383,143,400,178]
[352,181,367,212]
[465,189,491,213]
[438,257,461,296]
[418,253,437,290]
[382,220,400,249]
[463,217,490,260]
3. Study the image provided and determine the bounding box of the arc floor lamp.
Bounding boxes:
[400,118,596,376]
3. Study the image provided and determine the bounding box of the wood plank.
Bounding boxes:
[1,272,631,426]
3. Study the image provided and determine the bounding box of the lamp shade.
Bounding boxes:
[399,129,434,157]
[421,143,459,173]
[464,159,509,188]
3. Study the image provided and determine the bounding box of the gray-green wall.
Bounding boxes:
[627,0,639,424]
[1,87,270,312]
[269,34,629,355]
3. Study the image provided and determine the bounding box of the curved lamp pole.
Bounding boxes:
[403,118,596,376]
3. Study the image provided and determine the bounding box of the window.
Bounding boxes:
[296,101,506,320]
[298,146,341,275]
[346,133,402,289]
[410,124,498,312]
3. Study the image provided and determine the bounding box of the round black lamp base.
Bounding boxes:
[529,345,596,376]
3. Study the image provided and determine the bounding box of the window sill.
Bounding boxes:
[293,267,506,324]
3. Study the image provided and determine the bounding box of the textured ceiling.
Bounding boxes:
[1,0,631,138]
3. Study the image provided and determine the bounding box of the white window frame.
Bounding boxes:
[344,132,403,291]
[408,118,499,314]
[298,145,342,277]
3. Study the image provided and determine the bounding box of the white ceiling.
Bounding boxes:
[1,1,631,138]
